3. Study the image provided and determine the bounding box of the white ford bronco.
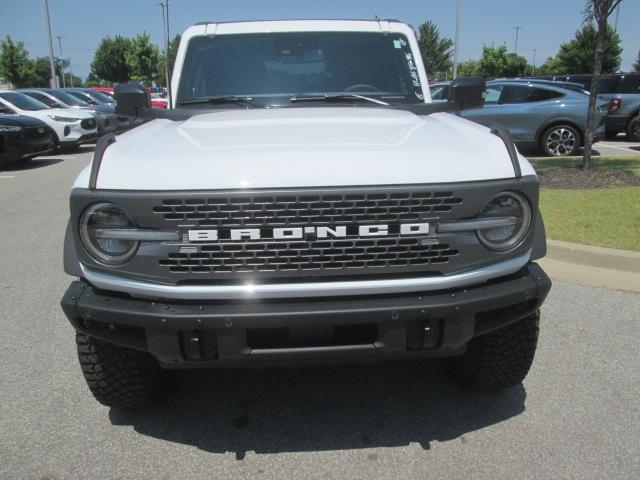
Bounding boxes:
[61,19,551,408]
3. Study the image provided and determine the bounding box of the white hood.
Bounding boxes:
[78,107,534,190]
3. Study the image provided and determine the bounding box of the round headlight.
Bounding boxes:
[80,203,138,264]
[477,192,532,252]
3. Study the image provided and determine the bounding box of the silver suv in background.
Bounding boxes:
[432,80,607,156]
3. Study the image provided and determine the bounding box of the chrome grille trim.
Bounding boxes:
[80,250,531,300]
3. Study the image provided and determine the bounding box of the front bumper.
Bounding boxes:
[0,133,54,162]
[61,263,551,368]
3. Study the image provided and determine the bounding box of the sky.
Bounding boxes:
[1,0,638,80]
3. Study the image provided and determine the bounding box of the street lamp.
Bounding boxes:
[55,35,65,88]
[532,48,538,76]
[158,2,171,104]
[453,0,461,78]
[43,0,58,88]
[513,26,523,55]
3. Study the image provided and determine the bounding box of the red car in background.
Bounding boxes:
[89,86,168,109]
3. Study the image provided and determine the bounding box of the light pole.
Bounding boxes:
[452,0,461,78]
[158,2,170,90]
[55,35,65,88]
[513,26,523,55]
[614,3,621,30]
[531,48,538,76]
[43,0,58,88]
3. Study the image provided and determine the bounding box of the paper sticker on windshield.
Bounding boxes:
[393,40,403,49]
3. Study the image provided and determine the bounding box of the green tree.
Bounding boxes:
[91,35,131,83]
[457,59,481,76]
[125,33,161,82]
[84,71,108,87]
[417,21,454,79]
[0,36,34,87]
[536,56,565,76]
[478,45,530,78]
[28,57,63,87]
[633,50,640,72]
[582,0,623,170]
[556,23,622,74]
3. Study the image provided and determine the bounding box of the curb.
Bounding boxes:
[540,239,640,293]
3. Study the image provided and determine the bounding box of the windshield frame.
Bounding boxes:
[175,30,428,109]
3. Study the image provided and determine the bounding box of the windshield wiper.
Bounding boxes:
[178,96,259,107]
[289,94,389,106]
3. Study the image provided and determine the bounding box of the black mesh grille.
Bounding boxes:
[25,126,49,138]
[159,238,459,274]
[152,191,463,276]
[153,191,462,227]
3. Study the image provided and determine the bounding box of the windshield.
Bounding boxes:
[66,91,98,105]
[0,92,49,111]
[50,90,90,106]
[177,32,425,106]
[86,90,115,103]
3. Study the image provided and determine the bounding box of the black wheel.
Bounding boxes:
[445,312,540,391]
[76,333,171,408]
[626,115,640,142]
[540,124,581,156]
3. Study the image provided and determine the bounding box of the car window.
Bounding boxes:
[0,92,49,111]
[49,90,89,106]
[67,91,98,105]
[596,76,619,93]
[24,91,59,108]
[503,86,563,103]
[430,84,448,100]
[483,86,503,104]
[0,104,15,114]
[618,75,640,94]
[86,90,114,103]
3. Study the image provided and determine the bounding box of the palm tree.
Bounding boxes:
[582,0,623,169]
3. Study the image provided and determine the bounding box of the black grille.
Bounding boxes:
[153,191,463,227]
[160,238,459,274]
[25,126,49,138]
[81,118,96,130]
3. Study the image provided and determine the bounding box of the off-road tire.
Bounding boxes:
[76,333,170,408]
[445,312,540,391]
[626,115,640,142]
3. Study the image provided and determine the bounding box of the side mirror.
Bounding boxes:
[114,82,151,117]
[448,76,486,111]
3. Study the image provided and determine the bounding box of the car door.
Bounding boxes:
[464,85,562,143]
[460,84,506,127]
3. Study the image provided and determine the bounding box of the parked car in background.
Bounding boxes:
[531,73,640,140]
[0,114,55,168]
[0,91,98,150]
[461,80,607,156]
[62,87,116,105]
[19,88,119,135]
[89,87,114,99]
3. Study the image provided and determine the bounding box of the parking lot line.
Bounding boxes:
[0,175,16,179]
[596,143,639,154]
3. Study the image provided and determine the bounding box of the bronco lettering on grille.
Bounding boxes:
[187,222,430,242]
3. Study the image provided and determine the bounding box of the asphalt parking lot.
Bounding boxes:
[1,146,639,480]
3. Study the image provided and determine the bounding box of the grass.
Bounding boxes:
[531,156,640,251]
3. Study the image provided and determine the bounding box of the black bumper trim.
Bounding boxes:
[61,263,551,367]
